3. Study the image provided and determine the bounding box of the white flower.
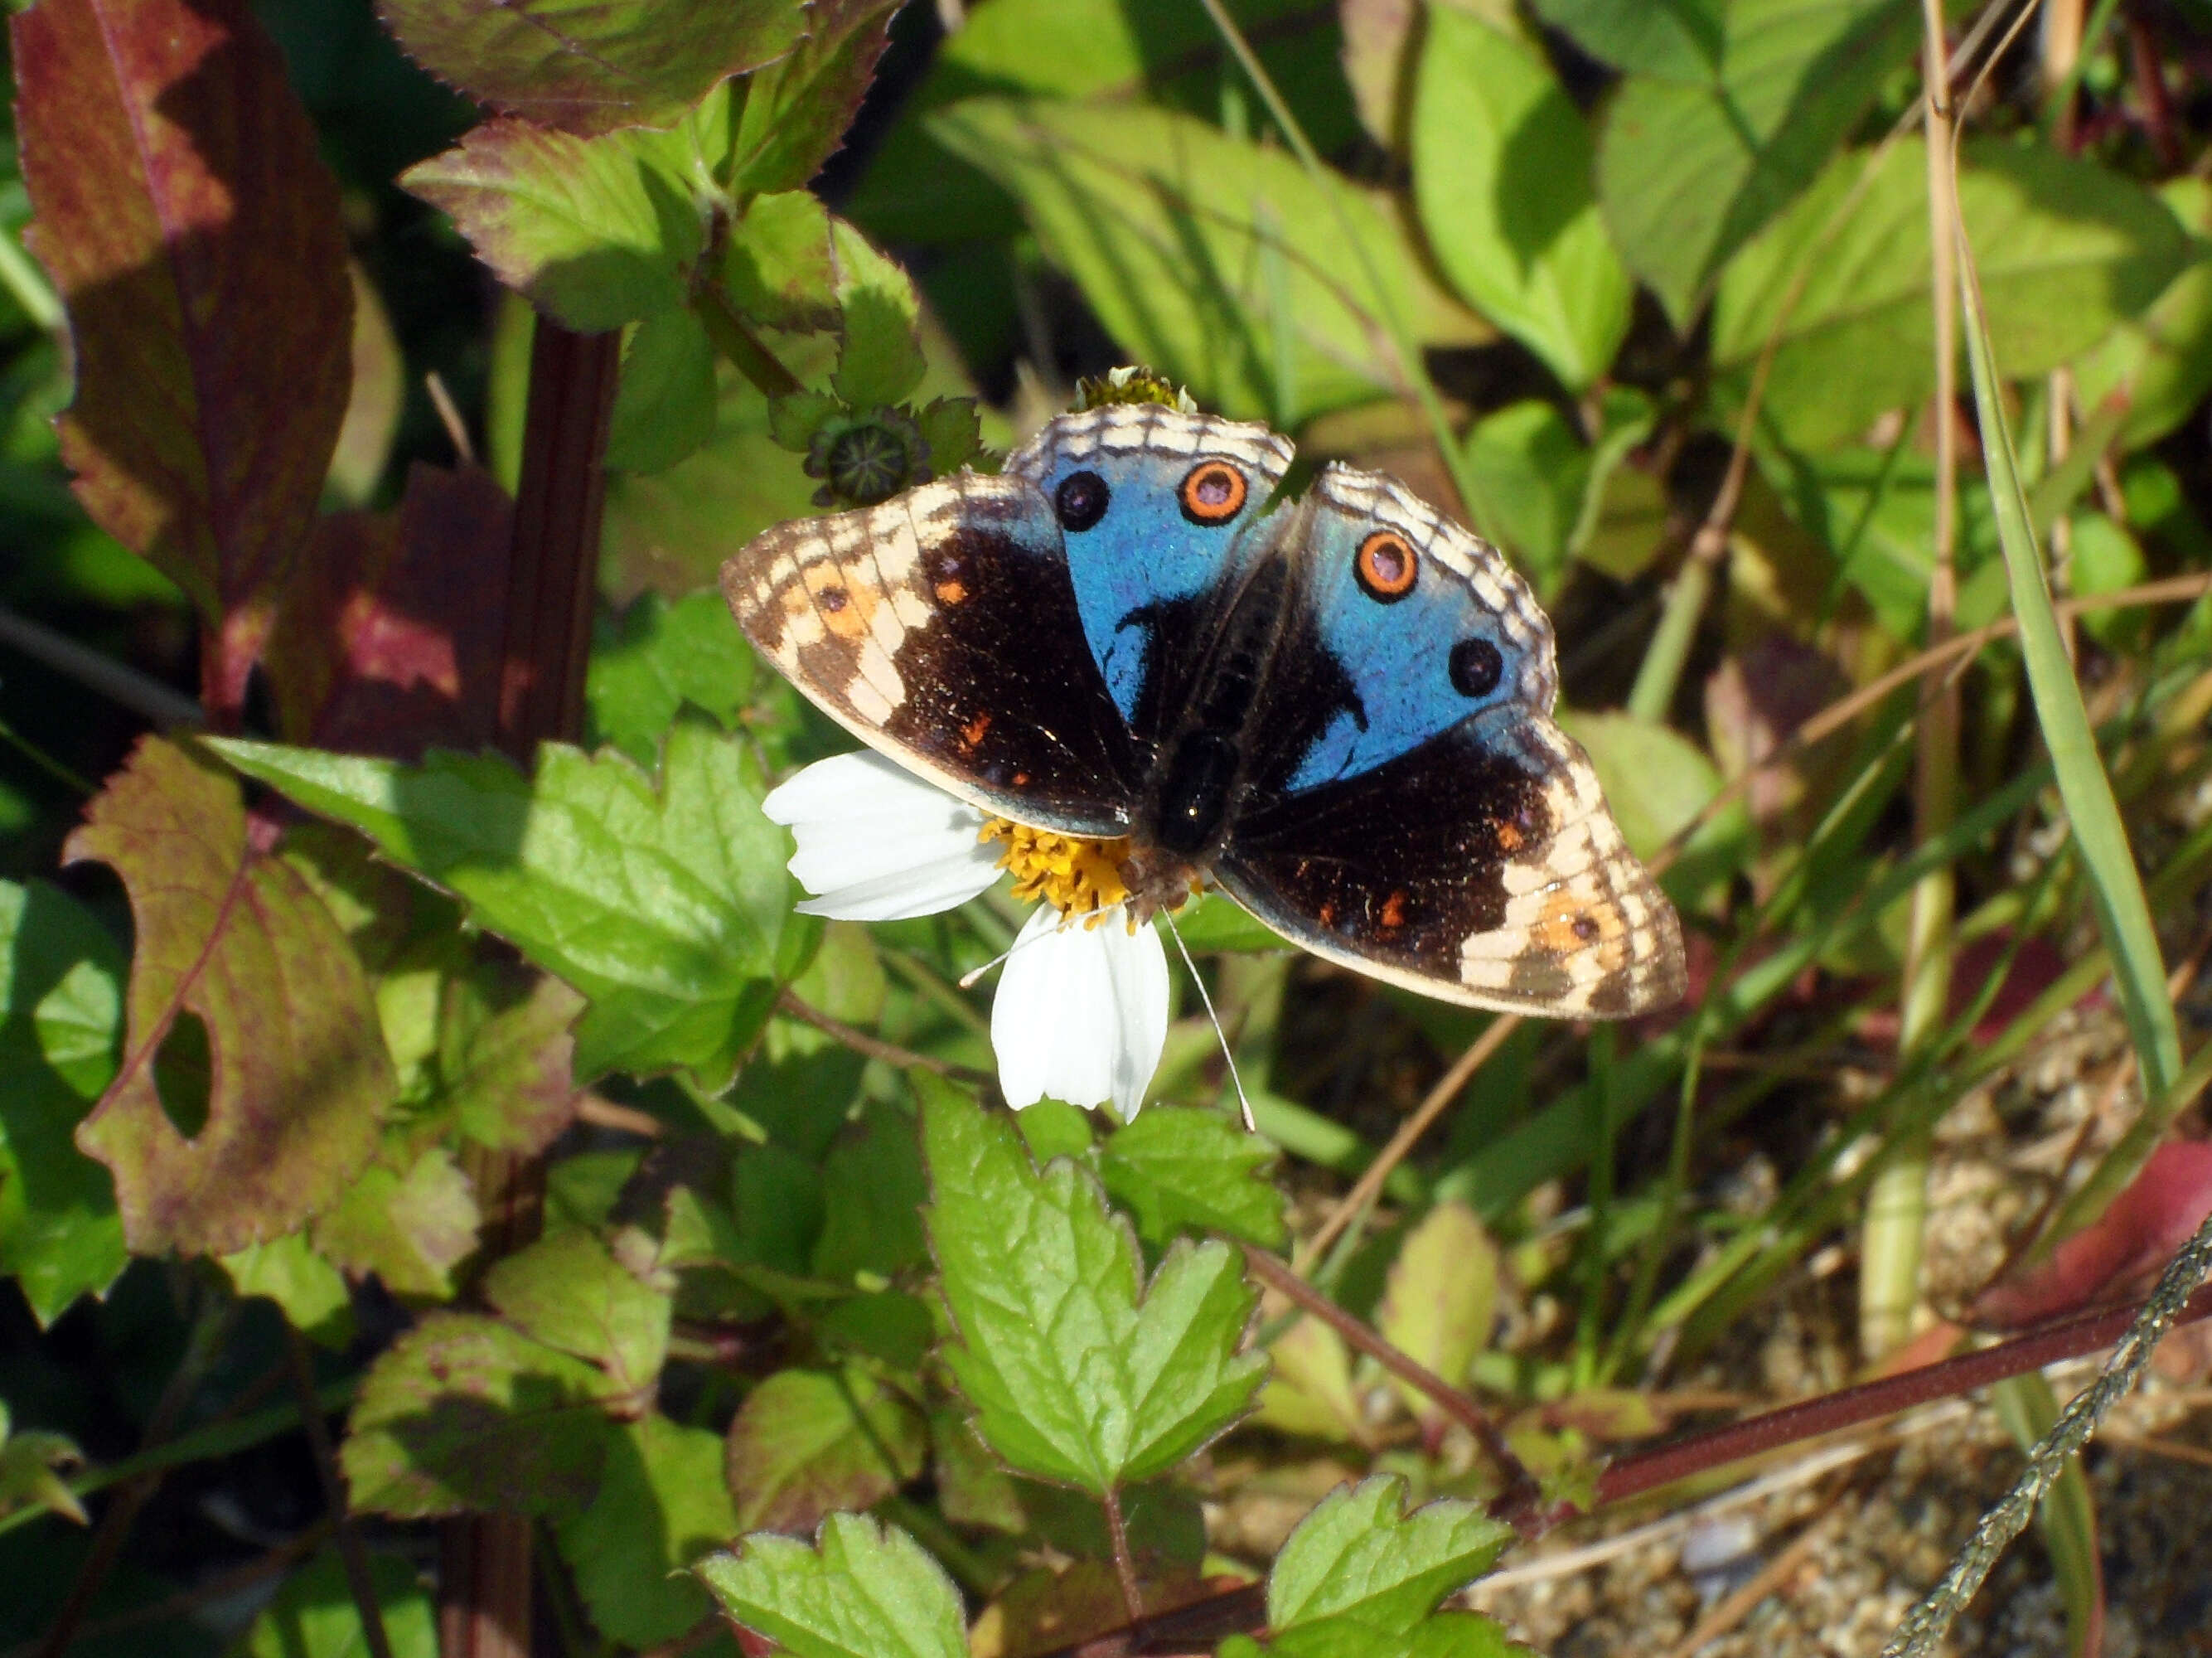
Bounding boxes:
[761,751,1170,1120]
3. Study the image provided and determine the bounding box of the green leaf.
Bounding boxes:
[1164,892,1285,953]
[919,1077,1266,1493]
[485,1226,672,1396]
[721,191,841,329]
[341,1311,618,1520]
[2072,176,2212,453]
[927,98,1486,427]
[436,967,586,1156]
[1558,710,1749,900]
[245,1549,438,1658]
[310,1147,480,1301]
[1717,139,2192,450]
[846,0,1361,245]
[811,1100,929,1284]
[220,1230,355,1349]
[1459,400,1589,594]
[1374,1204,1497,1432]
[1097,1106,1286,1250]
[1956,182,2184,1107]
[697,1513,967,1658]
[403,119,714,332]
[724,1,903,196]
[608,308,719,474]
[0,1403,85,1526]
[726,1365,927,1534]
[1595,0,1917,327]
[1254,1303,1365,1445]
[1266,1475,1513,1637]
[65,738,394,1256]
[210,724,808,1089]
[913,396,985,480]
[0,880,126,1325]
[587,589,757,767]
[1530,0,1722,78]
[378,0,806,138]
[555,1415,737,1649]
[12,0,352,658]
[1411,9,1630,389]
[1759,441,2009,638]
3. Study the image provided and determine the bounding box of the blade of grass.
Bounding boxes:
[1951,153,2182,1109]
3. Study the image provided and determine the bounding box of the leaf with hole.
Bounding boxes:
[210,722,811,1089]
[65,739,394,1256]
[920,1076,1266,1493]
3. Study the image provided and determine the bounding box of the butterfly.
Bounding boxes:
[723,401,1685,1018]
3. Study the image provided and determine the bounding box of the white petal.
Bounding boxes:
[762,752,1001,921]
[990,905,1169,1121]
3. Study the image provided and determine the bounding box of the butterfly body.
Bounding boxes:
[725,403,1685,1017]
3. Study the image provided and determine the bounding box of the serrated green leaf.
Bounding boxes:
[556,1414,737,1648]
[341,1312,617,1520]
[245,1549,438,1658]
[586,589,758,766]
[913,396,984,478]
[311,1147,479,1302]
[1015,1100,1095,1168]
[1716,139,2191,451]
[927,98,1486,427]
[436,967,584,1156]
[1374,1204,1496,1432]
[607,308,719,475]
[221,1229,356,1348]
[726,1365,927,1534]
[1595,0,1916,327]
[1266,1476,1513,1637]
[724,0,902,197]
[830,284,927,411]
[486,1226,671,1395]
[404,119,714,332]
[1412,9,1629,389]
[380,0,805,139]
[919,1078,1266,1493]
[0,880,126,1326]
[722,191,841,330]
[209,724,808,1089]
[696,1513,967,1658]
[1097,1106,1285,1250]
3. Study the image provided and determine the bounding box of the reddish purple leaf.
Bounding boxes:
[1973,1141,2212,1331]
[265,463,515,758]
[12,0,352,720]
[65,738,394,1256]
[377,0,807,138]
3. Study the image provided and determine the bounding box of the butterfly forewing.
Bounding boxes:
[722,472,1140,836]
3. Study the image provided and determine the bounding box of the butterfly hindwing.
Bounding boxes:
[1252,464,1557,795]
[1006,404,1294,740]
[1215,707,1685,1016]
[723,472,1140,836]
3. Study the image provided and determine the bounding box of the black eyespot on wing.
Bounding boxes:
[1055,470,1110,531]
[1450,637,1503,698]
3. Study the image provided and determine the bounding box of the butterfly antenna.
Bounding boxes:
[1159,908,1256,1133]
[956,940,1018,991]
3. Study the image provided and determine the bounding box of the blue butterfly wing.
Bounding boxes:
[1213,465,1685,1016]
[1005,405,1294,742]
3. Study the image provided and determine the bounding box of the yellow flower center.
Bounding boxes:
[981,820,1131,924]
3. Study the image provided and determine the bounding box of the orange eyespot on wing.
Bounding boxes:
[1353,530,1417,601]
[1179,460,1247,524]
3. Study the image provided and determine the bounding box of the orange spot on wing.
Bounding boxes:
[1379,890,1408,929]
[1495,819,1523,854]
[935,579,967,604]
[958,713,992,754]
